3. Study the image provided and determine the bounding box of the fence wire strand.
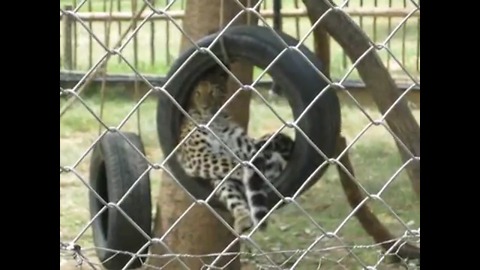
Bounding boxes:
[60,0,420,269]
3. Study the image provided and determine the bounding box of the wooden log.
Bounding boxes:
[302,0,420,198]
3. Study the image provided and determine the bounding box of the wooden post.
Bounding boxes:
[145,1,258,269]
[273,0,282,31]
[164,0,171,65]
[270,0,283,96]
[62,5,73,70]
[305,7,330,77]
[312,27,330,77]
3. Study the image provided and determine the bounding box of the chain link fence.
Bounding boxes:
[60,0,420,269]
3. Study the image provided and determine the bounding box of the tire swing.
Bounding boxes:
[88,131,152,269]
[156,25,342,209]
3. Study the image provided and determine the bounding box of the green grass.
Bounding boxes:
[60,0,420,82]
[60,91,420,269]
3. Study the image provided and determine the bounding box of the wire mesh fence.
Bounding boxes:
[60,0,420,269]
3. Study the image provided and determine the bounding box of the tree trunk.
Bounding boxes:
[145,1,258,269]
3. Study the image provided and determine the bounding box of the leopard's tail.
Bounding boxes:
[242,158,269,230]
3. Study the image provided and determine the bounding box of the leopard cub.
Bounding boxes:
[177,68,295,233]
[177,69,266,233]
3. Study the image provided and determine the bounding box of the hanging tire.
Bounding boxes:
[88,131,152,269]
[157,25,341,209]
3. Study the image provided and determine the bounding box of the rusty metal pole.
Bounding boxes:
[146,1,259,269]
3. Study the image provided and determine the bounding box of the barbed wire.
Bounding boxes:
[60,0,420,269]
[61,233,420,269]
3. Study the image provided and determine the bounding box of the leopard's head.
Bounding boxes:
[191,81,226,112]
[189,66,229,113]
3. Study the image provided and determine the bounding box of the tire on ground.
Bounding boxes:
[156,25,341,209]
[89,131,152,269]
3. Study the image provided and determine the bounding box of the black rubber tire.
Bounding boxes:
[156,25,341,209]
[89,131,152,269]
